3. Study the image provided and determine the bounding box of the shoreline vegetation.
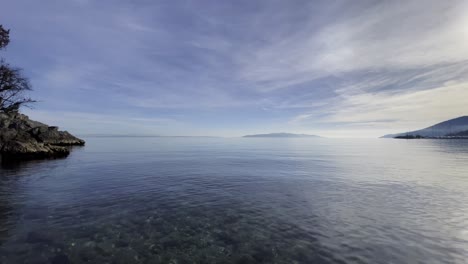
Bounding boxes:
[394,135,468,139]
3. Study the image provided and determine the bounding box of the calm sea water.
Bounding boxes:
[0,137,467,263]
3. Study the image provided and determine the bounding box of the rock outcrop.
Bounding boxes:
[0,112,84,160]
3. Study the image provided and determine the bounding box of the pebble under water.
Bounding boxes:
[1,137,468,263]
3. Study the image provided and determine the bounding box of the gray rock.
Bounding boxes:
[0,112,85,160]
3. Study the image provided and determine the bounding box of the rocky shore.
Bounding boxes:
[0,112,85,161]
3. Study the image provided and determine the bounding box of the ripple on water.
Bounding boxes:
[1,138,468,263]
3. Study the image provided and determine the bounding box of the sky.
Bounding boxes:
[1,0,468,138]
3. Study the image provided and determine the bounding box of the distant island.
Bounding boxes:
[382,116,468,139]
[243,133,321,138]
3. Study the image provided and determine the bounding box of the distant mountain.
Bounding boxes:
[382,116,468,138]
[446,130,468,137]
[243,133,321,138]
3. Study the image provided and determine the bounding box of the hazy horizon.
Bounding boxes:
[2,0,468,138]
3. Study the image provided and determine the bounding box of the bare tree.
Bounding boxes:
[0,25,35,113]
[0,62,35,112]
[0,25,9,49]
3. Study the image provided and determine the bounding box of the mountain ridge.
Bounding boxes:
[382,116,468,138]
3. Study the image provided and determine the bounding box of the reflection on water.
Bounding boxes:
[0,138,467,263]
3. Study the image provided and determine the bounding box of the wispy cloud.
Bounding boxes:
[22,110,183,136]
[1,0,467,137]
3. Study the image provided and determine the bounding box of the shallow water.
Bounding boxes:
[0,137,467,263]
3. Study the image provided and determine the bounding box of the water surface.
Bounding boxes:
[1,138,467,263]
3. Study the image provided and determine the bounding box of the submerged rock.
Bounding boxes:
[26,231,54,244]
[0,112,84,161]
[51,254,70,264]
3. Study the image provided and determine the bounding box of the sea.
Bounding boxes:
[0,137,467,263]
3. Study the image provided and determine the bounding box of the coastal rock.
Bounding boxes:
[0,112,84,160]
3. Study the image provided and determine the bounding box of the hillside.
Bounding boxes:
[446,130,468,137]
[382,116,468,138]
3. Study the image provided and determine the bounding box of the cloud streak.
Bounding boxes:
[1,0,467,137]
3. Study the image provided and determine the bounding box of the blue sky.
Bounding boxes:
[1,0,468,137]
